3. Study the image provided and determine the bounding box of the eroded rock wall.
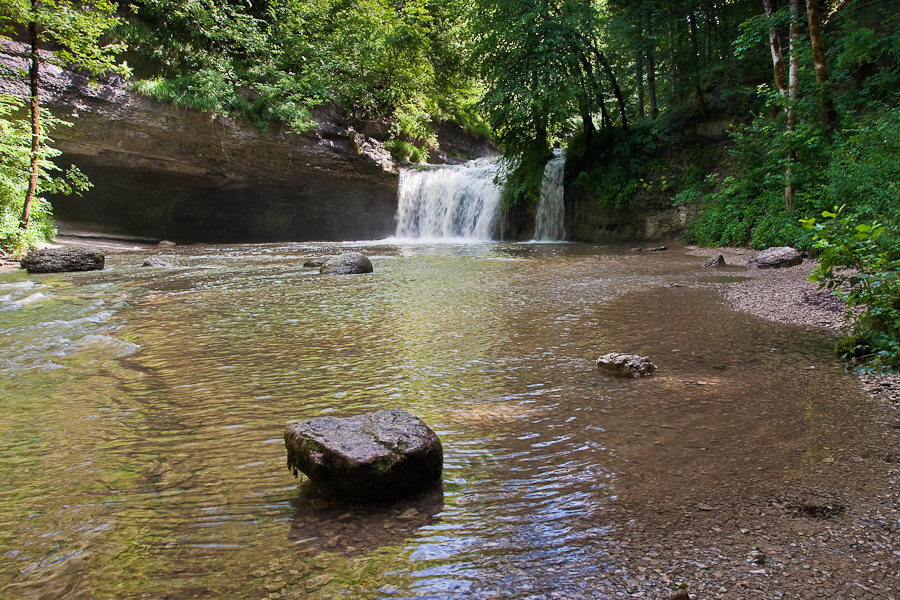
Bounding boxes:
[1,41,401,242]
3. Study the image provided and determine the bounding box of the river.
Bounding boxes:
[0,242,878,599]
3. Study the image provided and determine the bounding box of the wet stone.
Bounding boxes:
[320,252,373,275]
[597,352,657,378]
[703,253,726,268]
[142,256,169,267]
[285,409,443,501]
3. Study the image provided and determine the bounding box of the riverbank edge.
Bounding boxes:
[687,245,900,407]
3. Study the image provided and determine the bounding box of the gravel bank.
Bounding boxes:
[688,246,900,407]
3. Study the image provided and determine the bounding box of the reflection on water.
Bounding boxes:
[0,243,869,598]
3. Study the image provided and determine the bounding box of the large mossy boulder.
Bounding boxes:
[20,247,104,273]
[746,246,802,269]
[285,409,443,502]
[320,252,373,275]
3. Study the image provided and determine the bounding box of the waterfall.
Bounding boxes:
[533,154,566,241]
[395,158,503,241]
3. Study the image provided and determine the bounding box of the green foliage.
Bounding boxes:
[801,206,900,371]
[0,95,92,254]
[568,124,656,209]
[125,0,478,145]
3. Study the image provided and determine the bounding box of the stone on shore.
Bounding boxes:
[20,247,104,273]
[703,253,726,268]
[285,409,443,501]
[597,352,657,378]
[320,252,373,275]
[746,246,802,269]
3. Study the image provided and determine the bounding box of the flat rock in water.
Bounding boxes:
[746,246,802,269]
[285,409,443,501]
[320,252,373,275]
[142,257,169,267]
[631,246,668,252]
[703,253,726,268]
[20,247,104,273]
[158,240,176,247]
[597,352,657,378]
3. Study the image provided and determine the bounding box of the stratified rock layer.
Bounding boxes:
[285,409,443,501]
[20,247,104,273]
[1,41,496,244]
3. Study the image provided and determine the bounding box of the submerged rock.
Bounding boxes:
[303,257,327,268]
[142,257,169,267]
[703,253,726,268]
[158,240,176,248]
[747,246,802,269]
[20,247,104,273]
[632,246,668,252]
[285,409,443,501]
[597,353,657,378]
[320,252,373,275]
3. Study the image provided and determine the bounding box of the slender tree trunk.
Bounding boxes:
[21,16,41,234]
[784,0,801,210]
[806,0,836,132]
[646,9,659,118]
[666,10,677,94]
[762,0,788,94]
[636,47,645,118]
[589,44,629,130]
[704,1,712,68]
[687,12,707,115]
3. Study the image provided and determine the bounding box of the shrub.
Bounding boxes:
[801,206,900,372]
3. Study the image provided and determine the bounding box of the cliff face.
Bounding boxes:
[1,42,493,243]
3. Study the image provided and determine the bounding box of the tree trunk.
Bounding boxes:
[20,16,41,234]
[590,44,629,130]
[762,0,788,94]
[636,47,645,118]
[687,12,707,115]
[666,10,677,93]
[785,0,801,211]
[646,9,659,118]
[806,0,836,132]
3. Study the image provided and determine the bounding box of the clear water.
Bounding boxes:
[0,243,869,599]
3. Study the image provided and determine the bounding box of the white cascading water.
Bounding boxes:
[533,154,566,241]
[395,158,503,241]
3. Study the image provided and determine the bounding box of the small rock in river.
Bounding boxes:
[596,353,657,378]
[320,252,373,275]
[142,257,168,267]
[703,253,726,268]
[158,240,176,247]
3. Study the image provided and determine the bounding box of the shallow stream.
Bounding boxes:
[0,243,873,599]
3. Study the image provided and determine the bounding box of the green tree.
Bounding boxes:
[0,0,128,252]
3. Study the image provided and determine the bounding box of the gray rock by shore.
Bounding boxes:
[747,246,802,269]
[320,252,373,275]
[20,247,104,273]
[285,409,443,501]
